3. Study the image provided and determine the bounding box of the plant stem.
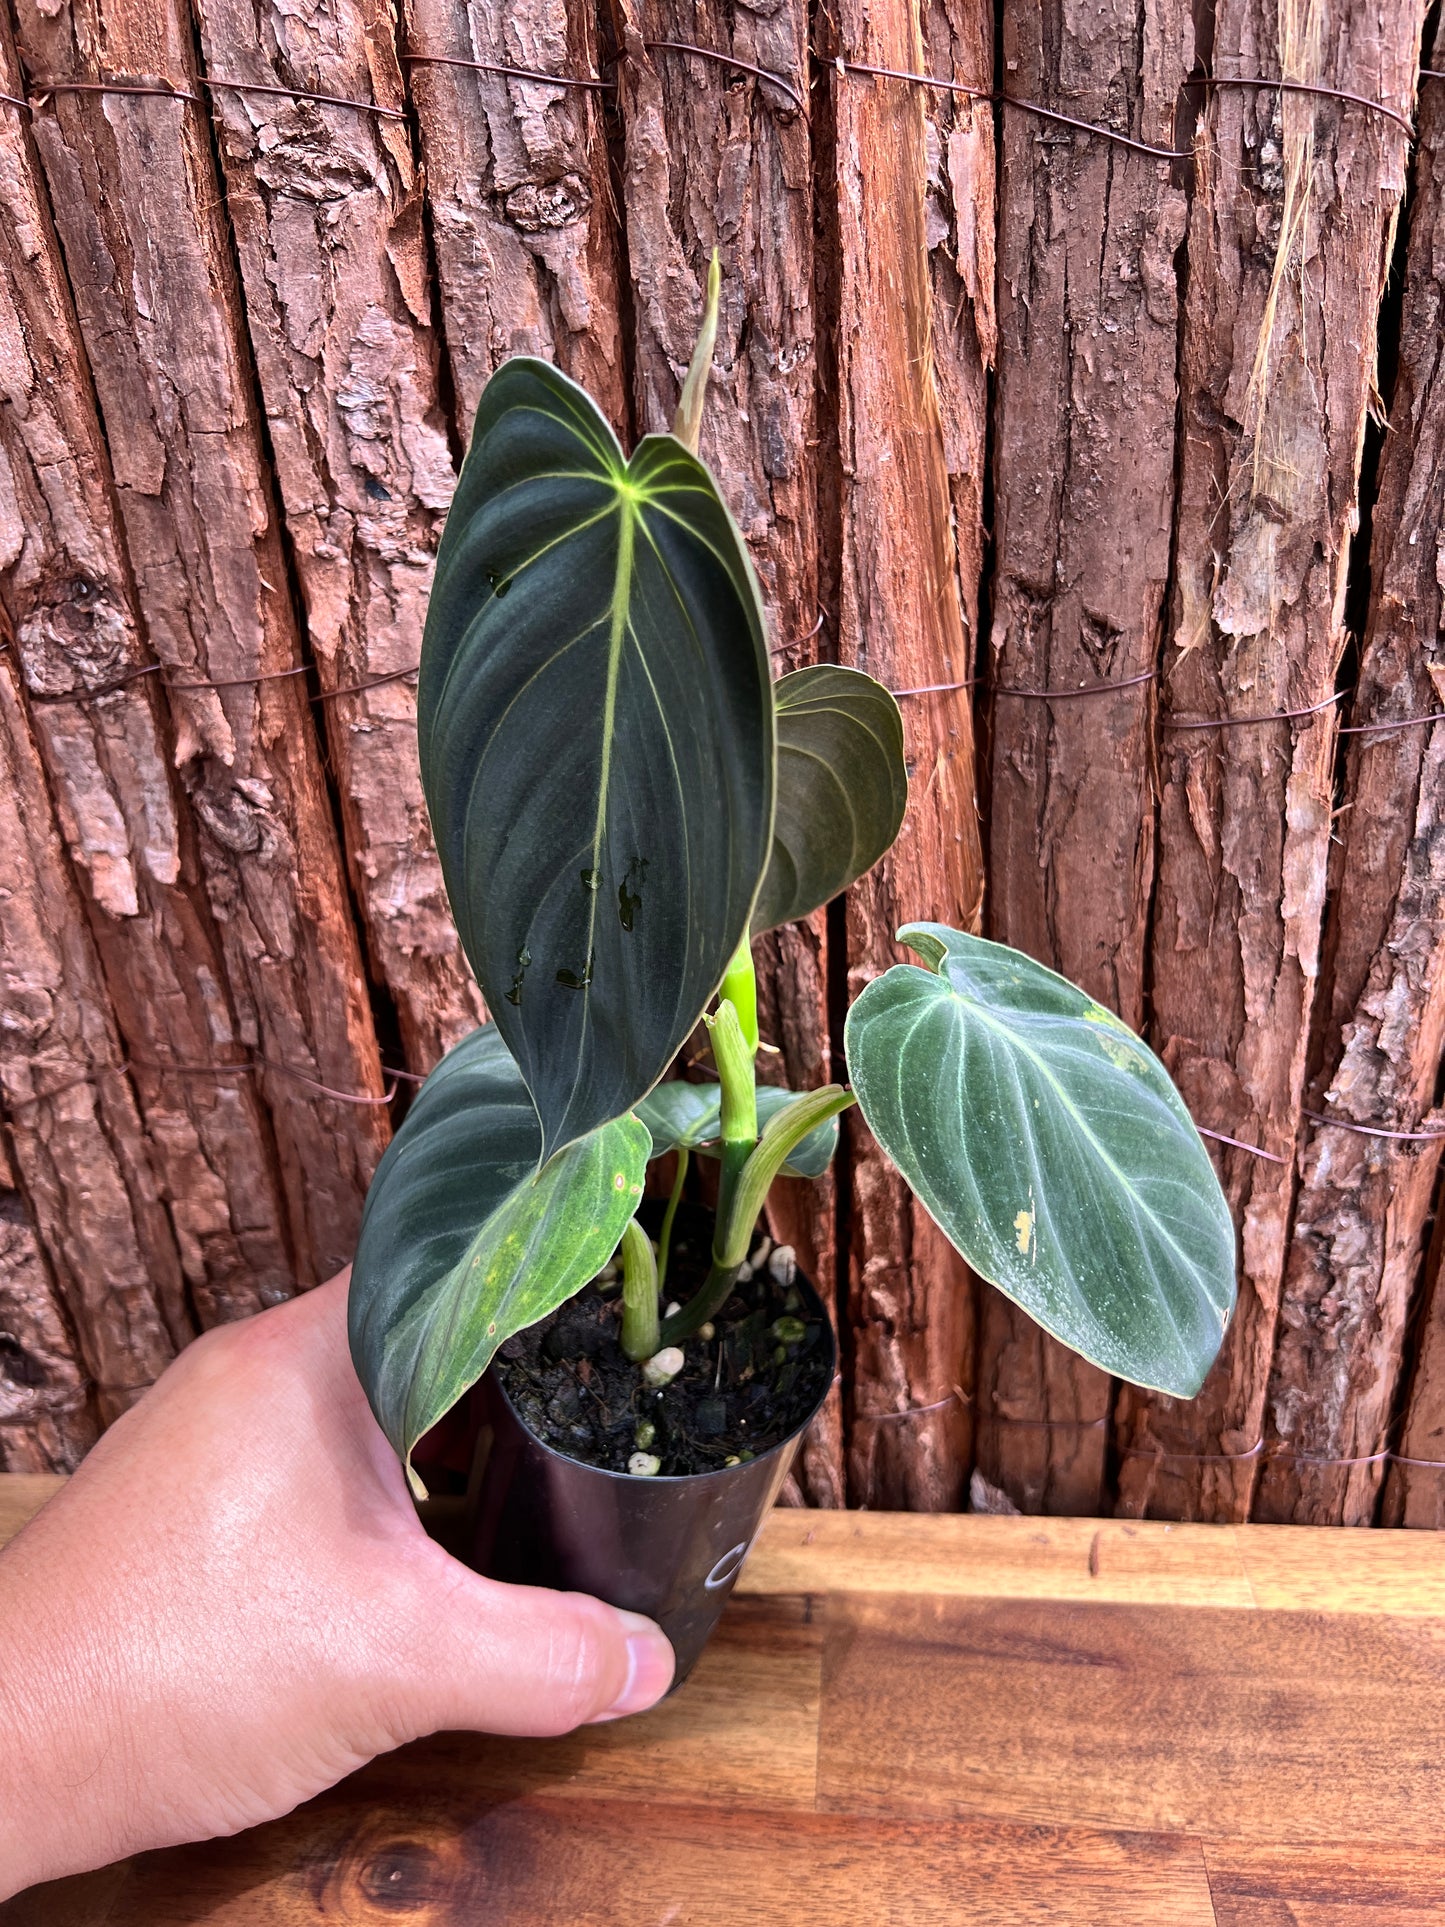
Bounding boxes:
[707,995,757,1238]
[618,1216,660,1363]
[658,1256,743,1351]
[659,1084,856,1350]
[655,1145,689,1294]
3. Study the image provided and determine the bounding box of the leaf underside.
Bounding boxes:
[418,358,775,1161]
[844,925,1236,1397]
[347,1025,649,1471]
[636,1079,840,1180]
[753,665,908,934]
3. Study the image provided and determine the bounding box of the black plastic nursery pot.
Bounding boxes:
[470,1269,836,1686]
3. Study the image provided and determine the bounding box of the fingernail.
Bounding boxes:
[590,1612,676,1722]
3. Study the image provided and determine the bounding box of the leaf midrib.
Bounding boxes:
[923,971,1210,1292]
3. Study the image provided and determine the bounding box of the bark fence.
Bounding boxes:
[1,0,1442,1525]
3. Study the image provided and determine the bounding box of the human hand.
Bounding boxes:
[0,1271,674,1895]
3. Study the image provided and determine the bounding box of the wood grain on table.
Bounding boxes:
[1,1478,1440,1924]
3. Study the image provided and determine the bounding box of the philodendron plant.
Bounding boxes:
[348,267,1236,1495]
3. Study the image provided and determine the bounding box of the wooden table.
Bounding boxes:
[2,1474,1443,1924]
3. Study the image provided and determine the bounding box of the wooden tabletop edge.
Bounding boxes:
[3,1477,1440,1617]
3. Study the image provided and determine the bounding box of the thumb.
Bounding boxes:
[390,1556,676,1739]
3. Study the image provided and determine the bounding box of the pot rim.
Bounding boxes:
[489,1268,836,1488]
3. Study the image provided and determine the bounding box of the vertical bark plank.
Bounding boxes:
[1264,21,1445,1526]
[1386,1238,1445,1528]
[399,0,626,433]
[821,3,987,1509]
[0,655,185,1423]
[0,1134,97,1471]
[609,3,840,1502]
[1114,0,1423,1521]
[191,0,484,1071]
[920,0,995,656]
[17,0,390,1285]
[974,0,1192,1515]
[0,12,297,1330]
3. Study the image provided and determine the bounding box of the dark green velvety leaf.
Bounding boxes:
[419,358,774,1161]
[635,1079,839,1180]
[844,925,1236,1397]
[752,666,907,933]
[347,1024,649,1478]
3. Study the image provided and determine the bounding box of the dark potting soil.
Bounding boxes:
[493,1207,832,1476]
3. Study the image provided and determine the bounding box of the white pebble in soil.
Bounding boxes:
[628,1453,662,1477]
[641,1346,685,1388]
[750,1235,772,1267]
[767,1243,797,1287]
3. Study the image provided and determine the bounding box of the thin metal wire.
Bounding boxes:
[1303,1107,1445,1144]
[979,1410,1110,1431]
[856,1390,964,1425]
[29,77,201,105]
[771,609,827,656]
[125,1049,398,1106]
[996,669,1157,702]
[1192,70,1415,140]
[1120,1437,1266,1462]
[1196,1124,1288,1164]
[401,50,613,92]
[27,662,165,705]
[1339,706,1445,736]
[1163,688,1345,731]
[644,39,804,112]
[314,665,419,701]
[202,75,407,122]
[892,677,978,698]
[165,663,309,694]
[830,54,1191,161]
[0,88,31,114]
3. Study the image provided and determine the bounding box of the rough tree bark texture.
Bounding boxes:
[976,0,1192,1515]
[1114,0,1424,1521]
[1,0,1441,1518]
[192,0,484,1072]
[0,9,298,1334]
[1286,16,1445,1529]
[17,0,390,1285]
[823,1,988,1510]
[400,0,627,434]
[609,1,840,1502]
[1388,1211,1445,1528]
[0,1131,96,1472]
[0,656,186,1424]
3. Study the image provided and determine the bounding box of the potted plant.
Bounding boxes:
[348,264,1235,1682]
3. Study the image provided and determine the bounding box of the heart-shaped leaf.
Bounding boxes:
[419,358,775,1160]
[752,666,908,933]
[845,925,1235,1396]
[636,1079,840,1179]
[347,1024,649,1480]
